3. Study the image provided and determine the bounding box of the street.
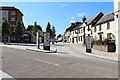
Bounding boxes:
[2,45,118,78]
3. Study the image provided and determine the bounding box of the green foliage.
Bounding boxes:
[46,22,56,39]
[102,38,109,45]
[46,22,52,37]
[51,26,56,38]
[32,22,38,36]
[2,19,10,36]
[31,22,42,36]
[94,39,102,45]
[26,25,33,31]
[14,20,24,37]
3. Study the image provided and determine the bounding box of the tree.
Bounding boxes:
[2,19,10,44]
[57,34,62,39]
[46,22,52,37]
[37,25,42,31]
[51,25,56,39]
[14,20,24,42]
[26,25,33,31]
[31,22,42,36]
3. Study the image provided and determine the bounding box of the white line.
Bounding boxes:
[27,57,61,67]
[105,76,113,78]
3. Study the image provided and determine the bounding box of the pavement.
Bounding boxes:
[63,43,119,62]
[0,70,13,79]
[0,42,119,62]
[1,46,118,78]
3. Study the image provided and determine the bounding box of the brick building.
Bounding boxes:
[0,6,24,42]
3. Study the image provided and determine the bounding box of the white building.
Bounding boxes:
[114,0,120,54]
[92,13,116,41]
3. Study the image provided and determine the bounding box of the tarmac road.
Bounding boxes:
[2,46,118,78]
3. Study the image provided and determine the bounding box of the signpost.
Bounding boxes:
[36,30,44,49]
[43,32,50,50]
[36,32,40,49]
[86,36,92,53]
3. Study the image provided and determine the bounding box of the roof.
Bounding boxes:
[0,6,24,16]
[65,22,81,32]
[85,12,104,26]
[72,23,82,30]
[85,15,97,25]
[95,12,114,25]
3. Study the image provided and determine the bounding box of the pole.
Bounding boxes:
[36,32,39,49]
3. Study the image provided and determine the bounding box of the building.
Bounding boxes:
[92,13,115,41]
[68,12,103,44]
[64,22,81,43]
[64,12,117,52]
[114,0,120,54]
[0,6,24,42]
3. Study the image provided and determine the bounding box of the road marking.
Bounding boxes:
[27,57,61,67]
[105,76,113,78]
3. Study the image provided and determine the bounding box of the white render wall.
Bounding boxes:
[114,0,120,54]
[92,21,116,40]
[78,22,86,44]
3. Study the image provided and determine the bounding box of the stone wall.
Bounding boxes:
[93,45,108,52]
[93,44,116,52]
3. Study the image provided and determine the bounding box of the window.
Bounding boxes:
[10,18,16,21]
[2,18,5,21]
[88,25,90,31]
[99,35,102,40]
[94,26,96,32]
[10,24,15,27]
[81,36,82,41]
[79,36,80,41]
[10,12,16,15]
[99,25,102,31]
[107,23,110,30]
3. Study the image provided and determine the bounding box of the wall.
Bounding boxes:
[0,10,9,22]
[92,20,115,40]
[114,0,120,53]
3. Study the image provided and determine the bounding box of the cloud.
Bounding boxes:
[69,17,75,19]
[76,13,86,17]
[69,20,76,23]
[61,4,67,7]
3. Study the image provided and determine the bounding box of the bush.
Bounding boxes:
[102,38,109,45]
[94,39,102,45]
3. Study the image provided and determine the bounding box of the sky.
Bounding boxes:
[2,2,114,35]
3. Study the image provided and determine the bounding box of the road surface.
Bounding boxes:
[2,46,118,78]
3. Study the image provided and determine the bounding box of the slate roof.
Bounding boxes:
[95,12,114,25]
[85,12,104,26]
[65,22,81,32]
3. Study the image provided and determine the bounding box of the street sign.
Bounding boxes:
[43,32,50,50]
[86,36,92,53]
